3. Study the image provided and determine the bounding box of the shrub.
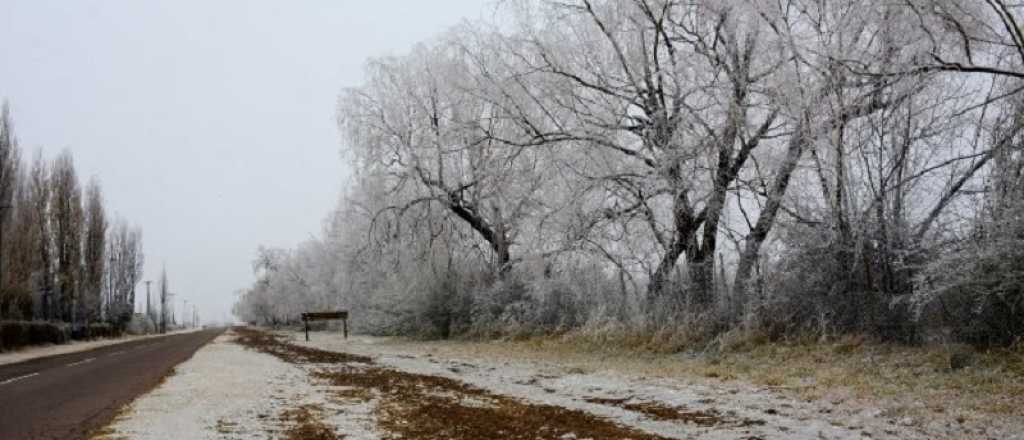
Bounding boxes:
[763,222,920,343]
[914,234,1024,347]
[0,321,28,351]
[84,323,118,339]
[31,321,71,345]
[0,321,72,351]
[416,270,474,339]
[126,314,157,335]
[468,263,626,338]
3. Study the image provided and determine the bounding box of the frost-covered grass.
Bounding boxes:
[536,331,1024,419]
[94,327,1023,439]
[294,330,1023,440]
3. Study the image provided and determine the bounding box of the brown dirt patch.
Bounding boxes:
[586,396,633,406]
[314,365,668,439]
[233,327,371,364]
[585,398,765,428]
[214,418,239,434]
[236,327,669,440]
[279,404,344,440]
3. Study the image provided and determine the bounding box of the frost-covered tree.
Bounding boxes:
[0,102,144,325]
[338,28,564,276]
[106,220,143,327]
[81,178,106,323]
[236,0,1024,346]
[0,102,21,317]
[50,150,83,323]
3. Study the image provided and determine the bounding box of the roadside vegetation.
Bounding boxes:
[233,0,1024,418]
[0,102,151,351]
[392,332,1024,422]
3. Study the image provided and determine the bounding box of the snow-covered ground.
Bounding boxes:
[95,329,1018,439]
[97,331,381,440]
[292,332,914,440]
[0,328,200,367]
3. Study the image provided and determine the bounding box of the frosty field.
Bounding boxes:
[94,328,1022,440]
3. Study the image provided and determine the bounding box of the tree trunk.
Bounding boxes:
[733,120,809,303]
[648,190,700,305]
[446,194,511,275]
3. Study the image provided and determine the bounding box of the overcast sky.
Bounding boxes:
[0,0,490,323]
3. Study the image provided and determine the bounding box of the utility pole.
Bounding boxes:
[144,280,152,320]
[159,268,168,333]
[183,299,188,328]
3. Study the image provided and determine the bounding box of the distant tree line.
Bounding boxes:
[0,102,144,331]
[235,1,1024,348]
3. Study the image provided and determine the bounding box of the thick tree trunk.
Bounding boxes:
[648,238,685,304]
[446,194,511,274]
[733,121,809,303]
[647,107,764,310]
[648,190,700,305]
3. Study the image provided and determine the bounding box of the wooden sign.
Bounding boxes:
[301,310,349,341]
[301,311,348,321]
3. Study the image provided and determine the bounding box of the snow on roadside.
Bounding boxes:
[96,331,381,440]
[0,328,201,366]
[289,331,935,440]
[94,329,1009,439]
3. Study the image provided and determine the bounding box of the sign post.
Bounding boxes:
[300,311,349,341]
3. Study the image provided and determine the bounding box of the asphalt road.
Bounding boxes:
[0,328,224,440]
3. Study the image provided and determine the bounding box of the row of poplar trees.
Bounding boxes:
[0,102,144,327]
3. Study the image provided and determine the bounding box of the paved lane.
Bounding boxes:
[0,328,224,440]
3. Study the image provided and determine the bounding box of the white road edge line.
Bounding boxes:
[66,357,96,367]
[0,372,40,386]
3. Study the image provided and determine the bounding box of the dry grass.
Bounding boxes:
[372,331,1024,423]
[214,419,239,435]
[279,405,344,440]
[236,327,668,439]
[234,327,371,364]
[313,364,669,440]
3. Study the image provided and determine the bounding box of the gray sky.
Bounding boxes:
[0,0,488,323]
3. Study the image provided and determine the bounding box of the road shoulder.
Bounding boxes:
[95,329,381,439]
[0,328,201,367]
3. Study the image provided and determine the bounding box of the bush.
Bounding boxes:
[126,314,157,335]
[31,321,71,345]
[468,264,623,338]
[86,323,118,339]
[418,272,474,339]
[0,321,28,351]
[763,222,920,343]
[0,321,72,351]
[914,234,1024,347]
[68,322,123,340]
